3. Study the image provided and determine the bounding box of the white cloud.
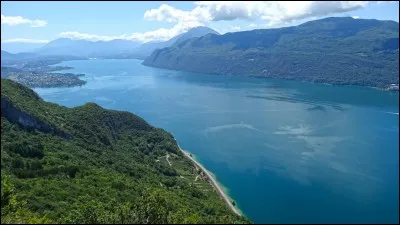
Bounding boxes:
[230,26,241,31]
[352,16,360,19]
[59,31,130,42]
[136,1,369,41]
[60,15,204,43]
[144,3,211,24]
[1,38,49,43]
[131,20,204,42]
[55,1,369,43]
[58,23,204,43]
[146,2,369,25]
[141,3,208,42]
[145,4,191,23]
[248,23,258,28]
[195,1,368,26]
[1,14,47,27]
[376,1,396,4]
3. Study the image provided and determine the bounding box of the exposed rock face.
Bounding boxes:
[1,97,71,139]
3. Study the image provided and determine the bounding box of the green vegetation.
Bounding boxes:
[143,17,399,89]
[1,79,250,224]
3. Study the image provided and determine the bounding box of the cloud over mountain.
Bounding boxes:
[1,38,49,43]
[0,1,377,43]
[144,1,368,27]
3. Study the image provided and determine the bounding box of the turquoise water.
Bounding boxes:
[35,59,399,224]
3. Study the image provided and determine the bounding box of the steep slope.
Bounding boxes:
[0,79,250,224]
[143,17,399,89]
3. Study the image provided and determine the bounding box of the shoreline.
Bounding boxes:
[176,143,242,217]
[53,58,398,92]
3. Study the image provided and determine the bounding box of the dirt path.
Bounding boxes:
[166,154,172,166]
[177,144,241,217]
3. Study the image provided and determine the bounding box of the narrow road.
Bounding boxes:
[166,154,172,166]
[177,144,241,216]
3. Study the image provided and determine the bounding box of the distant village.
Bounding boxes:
[1,59,86,88]
[6,71,86,88]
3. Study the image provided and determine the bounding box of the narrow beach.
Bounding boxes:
[177,143,242,217]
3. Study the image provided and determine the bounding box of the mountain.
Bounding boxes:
[1,50,13,56]
[1,50,85,69]
[1,42,47,54]
[143,17,399,89]
[15,26,218,60]
[1,50,14,60]
[112,26,220,60]
[0,79,250,224]
[1,51,46,67]
[174,26,220,45]
[1,66,24,78]
[1,50,39,61]
[36,38,141,57]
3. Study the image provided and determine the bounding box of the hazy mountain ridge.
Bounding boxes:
[32,26,219,59]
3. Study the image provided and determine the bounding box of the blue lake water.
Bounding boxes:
[35,59,399,224]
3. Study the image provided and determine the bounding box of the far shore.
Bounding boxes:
[176,142,242,217]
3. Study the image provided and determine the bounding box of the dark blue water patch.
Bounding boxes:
[246,95,348,112]
[307,105,326,112]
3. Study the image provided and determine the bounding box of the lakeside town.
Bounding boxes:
[1,57,86,88]
[6,71,86,88]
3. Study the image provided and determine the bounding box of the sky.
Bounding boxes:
[1,1,399,53]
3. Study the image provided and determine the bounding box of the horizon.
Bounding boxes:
[1,16,399,55]
[1,1,399,53]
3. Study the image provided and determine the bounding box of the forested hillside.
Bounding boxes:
[0,79,249,224]
[143,17,399,89]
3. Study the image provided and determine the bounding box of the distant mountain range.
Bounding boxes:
[1,42,47,54]
[143,17,399,89]
[117,26,220,60]
[36,38,141,57]
[1,50,37,60]
[2,19,399,89]
[32,26,219,59]
[1,50,13,58]
[1,50,85,69]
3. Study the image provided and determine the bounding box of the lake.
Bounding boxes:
[35,59,399,224]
